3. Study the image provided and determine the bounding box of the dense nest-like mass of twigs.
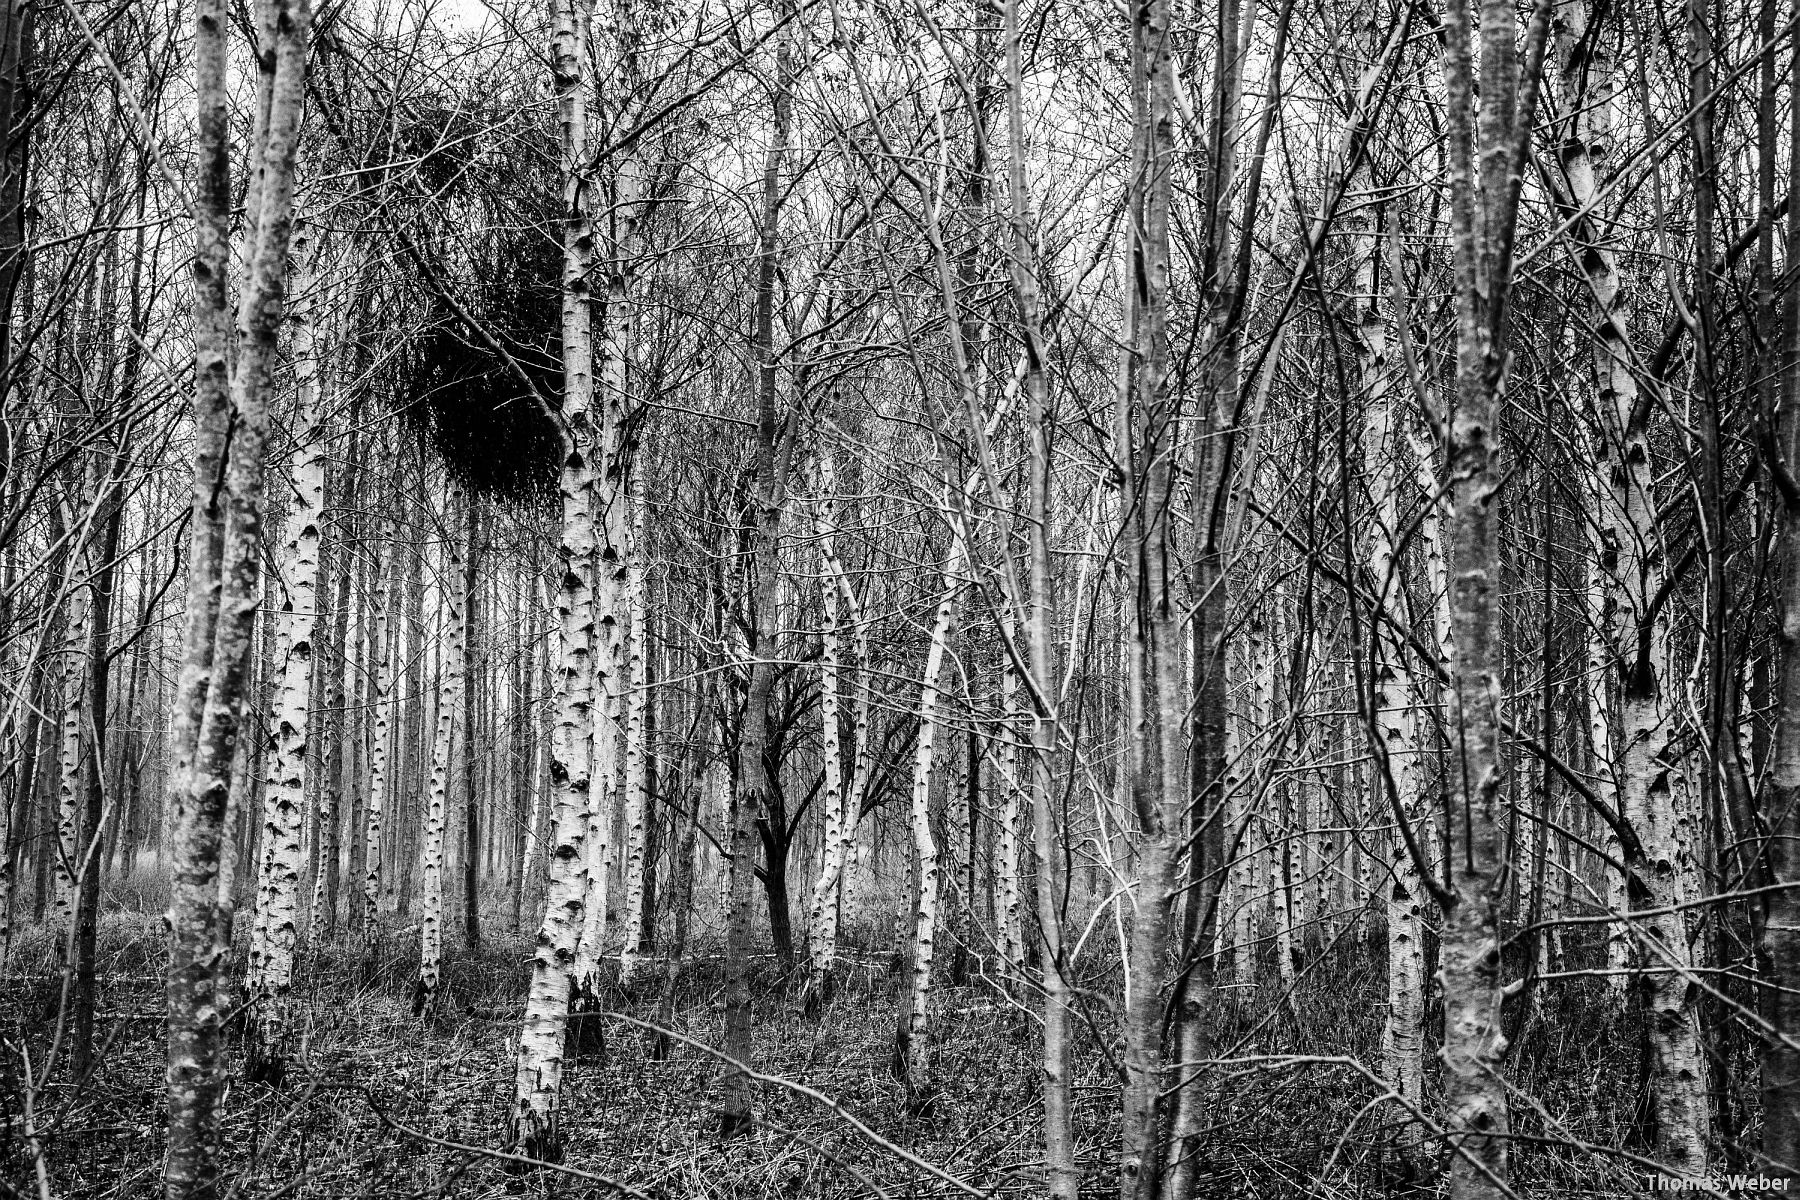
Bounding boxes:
[386,221,566,511]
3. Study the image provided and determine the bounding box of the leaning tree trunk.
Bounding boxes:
[892,519,962,1106]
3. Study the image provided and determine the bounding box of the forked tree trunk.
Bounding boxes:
[166,2,310,1193]
[1163,0,1250,1186]
[804,449,862,1010]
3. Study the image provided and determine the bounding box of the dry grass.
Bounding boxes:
[0,892,1676,1199]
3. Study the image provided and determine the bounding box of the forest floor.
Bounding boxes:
[2,886,1676,1199]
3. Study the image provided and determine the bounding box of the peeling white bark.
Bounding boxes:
[1554,0,1709,1169]
[417,478,466,1015]
[806,451,852,1000]
[618,490,651,988]
[897,517,963,1086]
[246,259,326,1066]
[361,529,397,949]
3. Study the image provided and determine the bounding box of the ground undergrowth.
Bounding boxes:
[0,898,1665,1199]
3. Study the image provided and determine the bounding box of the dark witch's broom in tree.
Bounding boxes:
[383,214,565,1022]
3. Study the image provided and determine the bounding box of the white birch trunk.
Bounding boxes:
[897,520,963,1087]
[1586,535,1630,992]
[1555,0,1709,1168]
[510,0,610,1155]
[245,262,325,1066]
[1234,632,1260,988]
[617,490,651,988]
[52,572,87,935]
[166,0,310,1185]
[1354,213,1429,1139]
[574,690,618,989]
[1268,589,1296,988]
[417,478,465,1016]
[361,526,397,949]
[994,666,1024,980]
[805,453,851,1002]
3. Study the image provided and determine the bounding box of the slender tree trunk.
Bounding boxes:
[1117,0,1182,1188]
[52,504,88,937]
[1551,0,1708,1165]
[245,252,325,1079]
[1002,1,1076,1168]
[618,489,651,988]
[359,526,397,952]
[71,464,122,1080]
[508,0,603,1160]
[652,779,698,1062]
[1763,8,1800,1177]
[805,449,856,1011]
[1163,0,1251,1186]
[312,424,356,944]
[892,522,962,1107]
[416,478,466,1018]
[513,586,546,932]
[1352,202,1428,1151]
[461,499,482,949]
[717,0,796,1139]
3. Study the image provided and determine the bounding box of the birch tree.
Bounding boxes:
[244,251,326,1078]
[1117,0,1183,1188]
[892,514,963,1106]
[165,1,311,1194]
[416,478,466,1018]
[508,0,599,1161]
[1434,0,1548,1189]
